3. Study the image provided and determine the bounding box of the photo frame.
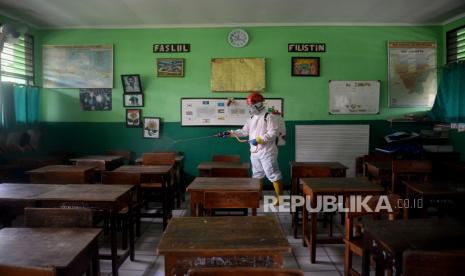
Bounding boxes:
[143,117,160,139]
[126,109,142,127]
[291,57,320,76]
[121,74,143,93]
[157,58,184,77]
[123,93,144,107]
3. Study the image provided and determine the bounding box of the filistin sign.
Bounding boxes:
[288,43,326,52]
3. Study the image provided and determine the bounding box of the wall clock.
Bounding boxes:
[227,28,249,48]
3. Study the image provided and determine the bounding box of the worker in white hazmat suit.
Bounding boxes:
[218,92,284,203]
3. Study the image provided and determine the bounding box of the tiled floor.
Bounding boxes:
[98,192,357,276]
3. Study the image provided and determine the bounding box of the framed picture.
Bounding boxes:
[143,117,160,138]
[121,74,143,93]
[291,57,320,76]
[123,93,144,107]
[126,109,142,127]
[79,88,112,111]
[157,58,184,77]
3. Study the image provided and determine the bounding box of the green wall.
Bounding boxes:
[443,16,465,160]
[35,25,445,186]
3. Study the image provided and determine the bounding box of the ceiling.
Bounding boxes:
[0,0,464,29]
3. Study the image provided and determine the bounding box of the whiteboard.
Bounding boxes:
[296,125,370,177]
[329,80,380,114]
[181,98,283,126]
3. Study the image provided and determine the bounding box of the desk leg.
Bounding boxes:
[302,195,308,247]
[110,211,118,276]
[128,201,135,261]
[252,208,257,216]
[362,247,370,276]
[190,197,197,217]
[92,241,101,276]
[310,193,317,263]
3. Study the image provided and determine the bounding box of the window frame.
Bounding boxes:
[0,32,35,86]
[446,24,465,64]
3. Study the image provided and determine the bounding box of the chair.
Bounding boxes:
[391,160,432,194]
[24,207,93,228]
[291,166,333,238]
[23,208,96,276]
[403,250,465,276]
[102,171,142,247]
[343,194,402,276]
[210,167,249,177]
[105,150,134,165]
[204,190,260,216]
[362,154,393,180]
[212,154,241,163]
[141,152,177,229]
[188,267,304,276]
[0,264,56,276]
[208,167,250,215]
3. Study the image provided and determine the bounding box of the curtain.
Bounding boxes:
[0,82,16,130]
[13,85,40,124]
[429,62,465,123]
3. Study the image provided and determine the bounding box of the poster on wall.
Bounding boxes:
[79,88,112,111]
[211,58,265,92]
[181,98,283,126]
[43,45,113,88]
[388,41,437,107]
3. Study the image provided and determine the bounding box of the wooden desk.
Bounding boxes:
[0,227,101,276]
[27,165,96,184]
[404,180,465,217]
[70,155,125,171]
[365,161,392,185]
[157,216,291,276]
[197,161,250,177]
[113,165,174,229]
[0,183,134,276]
[187,177,261,216]
[361,218,465,276]
[301,177,384,263]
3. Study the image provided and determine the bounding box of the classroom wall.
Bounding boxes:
[35,25,444,186]
[443,16,465,160]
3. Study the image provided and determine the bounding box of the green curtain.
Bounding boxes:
[13,85,40,125]
[0,82,16,130]
[429,62,465,122]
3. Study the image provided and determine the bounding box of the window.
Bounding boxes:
[446,25,465,63]
[0,33,34,85]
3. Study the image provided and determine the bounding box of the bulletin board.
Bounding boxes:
[211,58,266,92]
[329,80,380,114]
[181,98,283,126]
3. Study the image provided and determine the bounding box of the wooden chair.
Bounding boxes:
[391,160,432,194]
[141,152,177,229]
[105,149,134,165]
[24,207,93,228]
[212,154,241,163]
[344,194,402,276]
[291,166,333,238]
[23,208,95,276]
[102,171,142,247]
[188,267,304,276]
[204,190,260,216]
[209,167,250,215]
[210,167,249,177]
[0,264,56,276]
[403,250,465,276]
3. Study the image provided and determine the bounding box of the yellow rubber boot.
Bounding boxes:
[272,180,283,205]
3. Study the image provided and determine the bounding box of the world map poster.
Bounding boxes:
[388,41,437,107]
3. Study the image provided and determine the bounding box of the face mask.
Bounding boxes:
[249,102,264,115]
